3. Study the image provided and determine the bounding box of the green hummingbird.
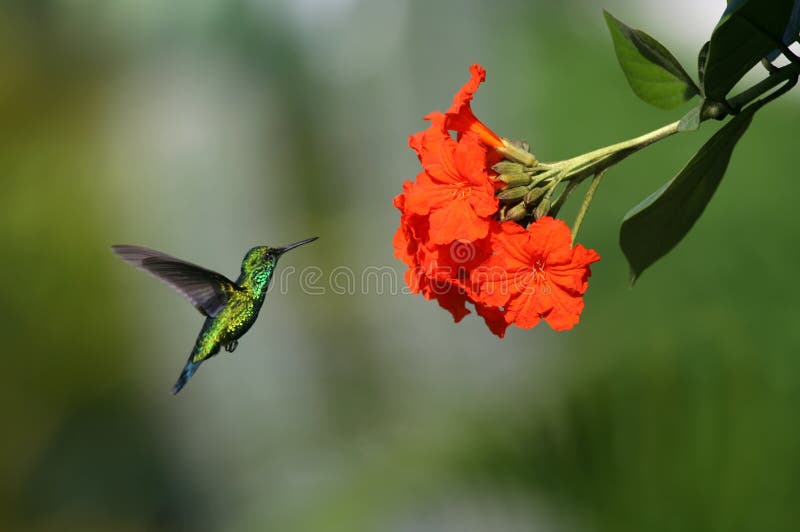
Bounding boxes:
[111,237,317,394]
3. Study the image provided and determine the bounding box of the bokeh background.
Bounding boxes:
[2,1,799,531]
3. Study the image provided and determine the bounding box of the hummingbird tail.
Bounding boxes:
[172,360,200,395]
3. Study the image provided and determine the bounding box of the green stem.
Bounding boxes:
[534,177,563,219]
[549,178,582,218]
[728,61,800,110]
[552,63,800,179]
[500,60,799,203]
[549,120,681,183]
[538,61,799,185]
[572,170,605,244]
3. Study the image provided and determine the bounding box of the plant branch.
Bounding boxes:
[499,58,799,198]
[548,120,681,183]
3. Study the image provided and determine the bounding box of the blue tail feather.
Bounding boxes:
[172,360,200,395]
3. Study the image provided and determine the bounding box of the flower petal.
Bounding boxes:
[428,199,490,244]
[475,303,509,338]
[404,179,459,216]
[504,289,543,329]
[529,217,573,265]
[445,64,503,148]
[488,221,532,268]
[453,132,493,186]
[422,280,471,322]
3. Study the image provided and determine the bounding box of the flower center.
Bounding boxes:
[532,260,546,279]
[450,184,472,200]
[531,260,552,295]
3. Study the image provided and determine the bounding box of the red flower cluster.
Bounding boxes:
[393,65,600,337]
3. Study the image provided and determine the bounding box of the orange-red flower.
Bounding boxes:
[405,112,499,245]
[402,64,504,246]
[474,217,600,331]
[394,64,600,337]
[445,64,504,149]
[393,190,477,322]
[394,63,506,325]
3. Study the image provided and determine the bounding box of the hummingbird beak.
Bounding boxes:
[277,236,318,255]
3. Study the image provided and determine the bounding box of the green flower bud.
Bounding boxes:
[492,161,525,174]
[498,172,531,187]
[497,186,528,202]
[502,202,529,222]
[509,139,530,152]
[524,186,546,205]
[534,198,551,219]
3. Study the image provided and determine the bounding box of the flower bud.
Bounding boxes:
[498,139,537,168]
[492,161,524,174]
[497,186,528,202]
[509,139,530,153]
[501,202,529,222]
[524,186,546,205]
[498,172,531,187]
[534,198,551,219]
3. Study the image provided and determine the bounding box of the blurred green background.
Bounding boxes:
[2,1,799,531]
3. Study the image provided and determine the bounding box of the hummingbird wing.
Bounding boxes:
[111,245,240,317]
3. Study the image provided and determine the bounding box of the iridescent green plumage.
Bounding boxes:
[112,237,317,394]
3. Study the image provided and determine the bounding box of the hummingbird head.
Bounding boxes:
[241,237,318,274]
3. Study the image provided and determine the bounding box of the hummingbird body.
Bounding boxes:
[112,238,317,394]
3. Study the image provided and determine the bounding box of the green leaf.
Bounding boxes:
[768,0,800,60]
[703,0,795,101]
[620,105,758,284]
[697,41,710,89]
[604,10,699,110]
[786,0,800,40]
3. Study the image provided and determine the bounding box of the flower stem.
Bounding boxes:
[549,178,582,218]
[501,59,799,221]
[572,170,605,244]
[551,120,681,184]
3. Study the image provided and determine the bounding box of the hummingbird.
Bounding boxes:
[111,237,318,394]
